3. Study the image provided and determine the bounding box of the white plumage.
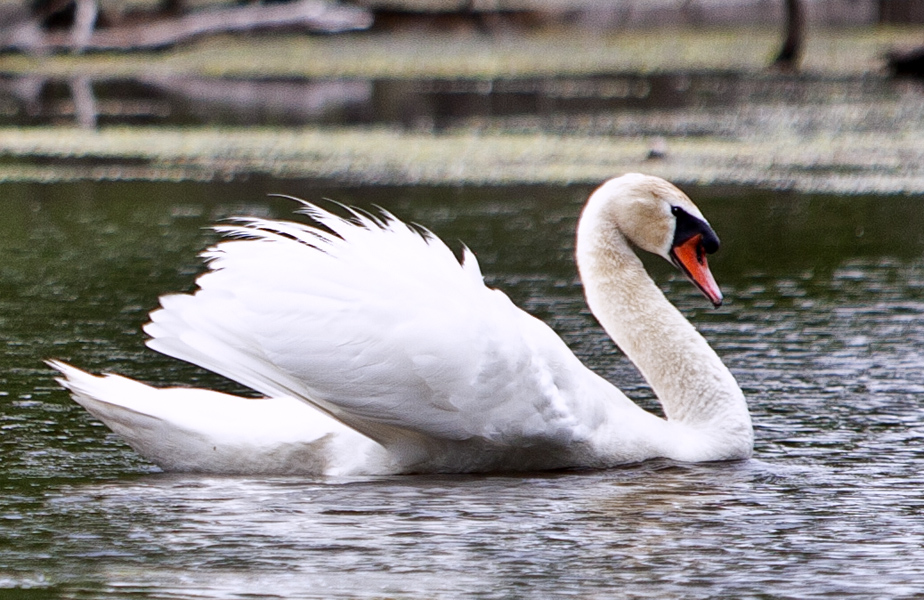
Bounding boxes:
[51,174,753,475]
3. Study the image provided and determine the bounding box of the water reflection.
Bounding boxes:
[1,73,918,131]
[2,179,924,597]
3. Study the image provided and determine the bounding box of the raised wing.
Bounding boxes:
[144,203,618,459]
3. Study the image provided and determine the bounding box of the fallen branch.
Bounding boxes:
[1,0,373,53]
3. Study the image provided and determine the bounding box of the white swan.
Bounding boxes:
[50,173,752,475]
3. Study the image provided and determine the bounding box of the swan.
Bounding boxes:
[50,173,753,475]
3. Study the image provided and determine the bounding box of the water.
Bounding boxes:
[3,72,921,134]
[2,179,924,598]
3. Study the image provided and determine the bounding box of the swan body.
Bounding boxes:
[50,174,752,475]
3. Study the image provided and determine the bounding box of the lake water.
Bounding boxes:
[2,178,924,598]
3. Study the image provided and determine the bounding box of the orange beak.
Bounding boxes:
[669,234,723,308]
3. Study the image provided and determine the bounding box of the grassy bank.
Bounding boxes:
[2,27,922,79]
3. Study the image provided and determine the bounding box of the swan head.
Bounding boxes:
[581,173,724,307]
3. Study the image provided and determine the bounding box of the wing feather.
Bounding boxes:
[144,203,608,455]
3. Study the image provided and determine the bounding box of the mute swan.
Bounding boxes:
[50,173,753,475]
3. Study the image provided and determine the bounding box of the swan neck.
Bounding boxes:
[576,202,752,459]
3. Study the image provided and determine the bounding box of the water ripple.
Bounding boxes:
[3,184,924,598]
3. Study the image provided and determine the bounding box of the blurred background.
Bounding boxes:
[0,0,922,191]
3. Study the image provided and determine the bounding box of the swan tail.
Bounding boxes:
[47,360,369,474]
[47,360,211,470]
[48,360,163,425]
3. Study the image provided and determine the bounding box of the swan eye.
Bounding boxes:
[671,206,720,254]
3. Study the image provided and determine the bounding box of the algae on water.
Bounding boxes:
[1,123,923,194]
[1,27,923,192]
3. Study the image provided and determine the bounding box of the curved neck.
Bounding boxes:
[576,205,752,460]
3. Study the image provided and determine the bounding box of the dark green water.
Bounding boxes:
[2,179,924,598]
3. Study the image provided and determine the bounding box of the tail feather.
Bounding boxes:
[48,360,207,469]
[48,359,163,420]
[47,360,371,474]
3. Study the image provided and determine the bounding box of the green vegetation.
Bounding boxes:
[1,124,921,193]
[1,27,924,192]
[2,27,921,78]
